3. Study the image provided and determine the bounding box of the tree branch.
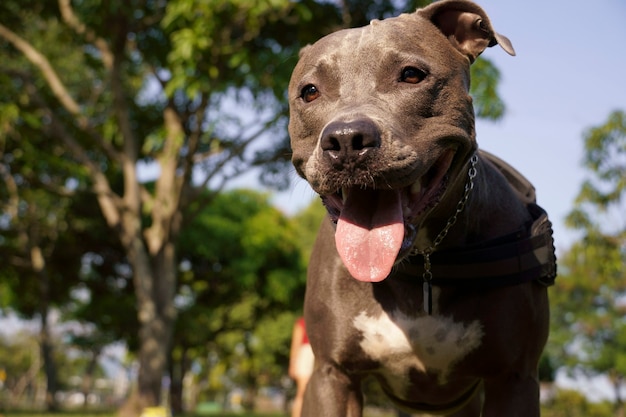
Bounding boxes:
[21,81,124,230]
[0,8,142,237]
[196,112,282,192]
[144,105,185,255]
[3,61,121,165]
[57,0,114,69]
[0,23,82,118]
[180,94,209,206]
[0,161,20,219]
[83,7,142,218]
[183,113,282,224]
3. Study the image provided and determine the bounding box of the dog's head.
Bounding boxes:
[288,0,514,282]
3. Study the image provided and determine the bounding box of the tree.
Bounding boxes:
[549,110,626,417]
[541,389,613,417]
[0,1,303,413]
[0,1,509,414]
[171,189,305,413]
[0,331,41,408]
[0,130,92,410]
[61,197,138,408]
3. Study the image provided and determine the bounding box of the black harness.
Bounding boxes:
[402,150,557,289]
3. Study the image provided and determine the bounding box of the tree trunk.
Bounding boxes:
[136,316,170,407]
[81,348,101,407]
[169,346,188,415]
[40,314,59,412]
[118,238,178,417]
[614,375,625,417]
[32,243,58,412]
[242,341,258,412]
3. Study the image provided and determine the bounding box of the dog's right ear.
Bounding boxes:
[418,0,515,62]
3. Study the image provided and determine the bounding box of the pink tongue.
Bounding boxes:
[335,189,405,282]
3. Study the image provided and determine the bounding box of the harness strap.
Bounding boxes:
[402,203,556,288]
[400,149,557,288]
[479,149,536,205]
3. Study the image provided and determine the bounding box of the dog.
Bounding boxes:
[287,0,556,416]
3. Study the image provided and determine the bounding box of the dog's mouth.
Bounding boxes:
[321,149,455,282]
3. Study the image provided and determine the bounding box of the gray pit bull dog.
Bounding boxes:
[288,0,557,416]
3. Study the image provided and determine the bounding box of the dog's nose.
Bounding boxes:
[320,119,381,167]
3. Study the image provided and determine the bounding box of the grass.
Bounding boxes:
[0,412,393,417]
[0,407,392,417]
[0,412,285,417]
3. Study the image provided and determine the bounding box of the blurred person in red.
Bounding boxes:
[288,317,314,417]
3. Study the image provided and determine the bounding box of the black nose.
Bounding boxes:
[320,119,381,167]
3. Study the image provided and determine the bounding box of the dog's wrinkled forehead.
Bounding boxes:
[293,13,452,76]
[300,14,424,54]
[290,0,514,92]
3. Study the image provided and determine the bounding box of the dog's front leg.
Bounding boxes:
[301,363,363,417]
[482,374,541,417]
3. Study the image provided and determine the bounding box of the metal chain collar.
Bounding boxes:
[412,153,479,314]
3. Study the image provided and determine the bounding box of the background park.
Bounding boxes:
[0,0,625,416]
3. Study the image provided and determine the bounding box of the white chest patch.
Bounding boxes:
[353,309,483,390]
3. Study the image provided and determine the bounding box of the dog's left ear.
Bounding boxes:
[418,0,515,62]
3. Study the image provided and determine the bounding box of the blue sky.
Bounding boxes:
[472,0,626,252]
[272,0,626,253]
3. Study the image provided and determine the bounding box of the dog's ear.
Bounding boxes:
[418,0,515,62]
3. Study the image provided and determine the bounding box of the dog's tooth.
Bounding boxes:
[411,181,422,194]
[342,187,348,203]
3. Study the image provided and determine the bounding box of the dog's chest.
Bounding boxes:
[352,309,483,391]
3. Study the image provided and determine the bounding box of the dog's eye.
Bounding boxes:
[400,67,426,84]
[300,84,320,102]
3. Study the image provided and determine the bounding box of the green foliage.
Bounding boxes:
[0,140,87,319]
[567,110,626,230]
[0,331,38,391]
[0,329,106,401]
[172,189,306,403]
[542,389,614,417]
[470,57,506,120]
[178,190,305,301]
[290,199,327,264]
[162,0,295,98]
[548,110,626,412]
[550,239,626,372]
[582,111,626,186]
